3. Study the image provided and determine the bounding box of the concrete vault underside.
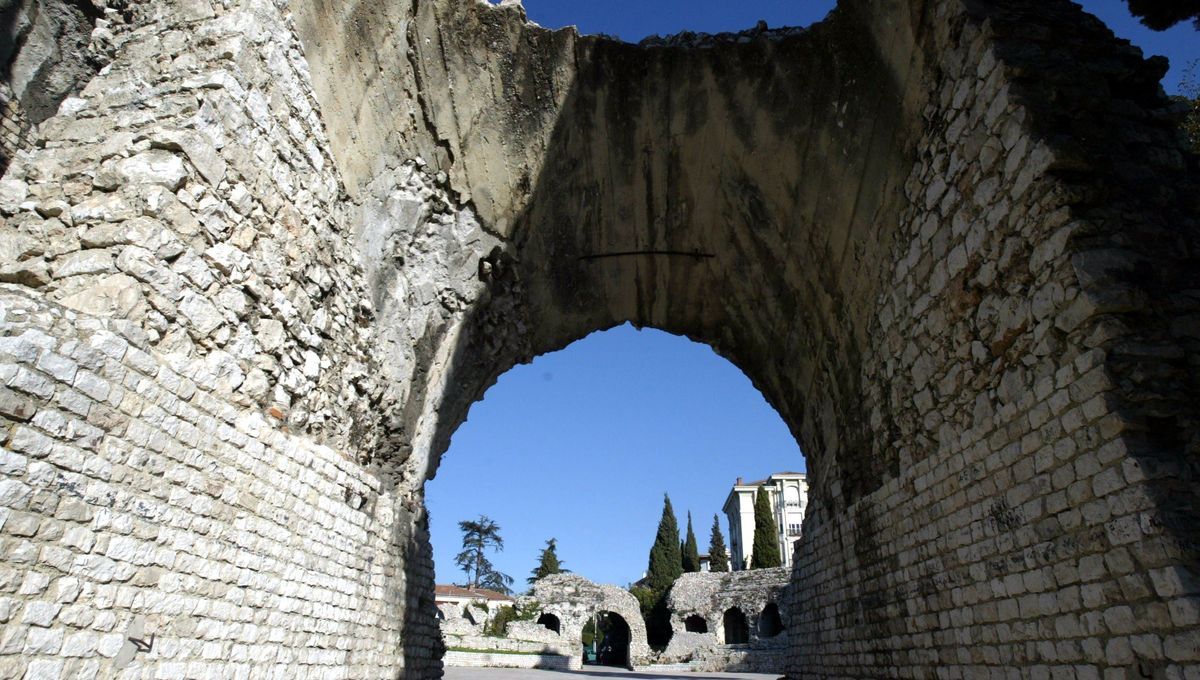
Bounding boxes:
[0,0,1197,677]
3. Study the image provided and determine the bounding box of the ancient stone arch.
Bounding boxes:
[536,612,561,634]
[758,603,784,638]
[526,574,651,667]
[724,608,751,645]
[0,0,1196,677]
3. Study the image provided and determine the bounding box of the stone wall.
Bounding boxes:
[0,0,438,676]
[0,83,33,176]
[0,0,1196,677]
[787,2,1200,675]
[442,650,573,670]
[0,0,120,175]
[526,574,651,668]
[0,286,405,678]
[662,568,790,672]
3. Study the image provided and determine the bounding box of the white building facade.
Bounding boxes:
[721,472,809,571]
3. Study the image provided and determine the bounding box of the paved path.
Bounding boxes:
[444,667,779,680]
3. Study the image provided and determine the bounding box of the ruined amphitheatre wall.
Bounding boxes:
[0,0,447,676]
[0,0,1197,678]
[291,0,1199,675]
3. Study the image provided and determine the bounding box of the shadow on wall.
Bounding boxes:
[414,0,918,515]
[404,2,917,671]
[0,0,111,122]
[368,0,1200,676]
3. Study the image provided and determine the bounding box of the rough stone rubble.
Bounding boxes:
[0,0,1196,677]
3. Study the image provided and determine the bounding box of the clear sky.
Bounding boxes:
[489,0,1197,94]
[430,1,1199,591]
[428,325,803,588]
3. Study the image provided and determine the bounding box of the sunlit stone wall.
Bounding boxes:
[0,0,1196,677]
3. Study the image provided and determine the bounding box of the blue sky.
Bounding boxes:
[428,325,802,587]
[430,1,1199,591]
[489,0,1197,94]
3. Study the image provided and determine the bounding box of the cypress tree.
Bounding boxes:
[528,538,567,584]
[642,493,684,648]
[708,514,730,572]
[682,512,700,572]
[646,494,683,592]
[750,485,782,568]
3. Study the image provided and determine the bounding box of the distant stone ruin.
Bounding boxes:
[0,0,1197,677]
[663,568,792,673]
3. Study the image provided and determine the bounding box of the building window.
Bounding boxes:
[784,486,800,507]
[787,523,801,536]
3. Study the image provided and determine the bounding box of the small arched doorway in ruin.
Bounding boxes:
[537,612,561,634]
[757,603,783,638]
[582,611,632,668]
[723,608,750,645]
[684,614,708,633]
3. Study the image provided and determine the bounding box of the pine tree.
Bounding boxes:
[708,514,729,572]
[750,485,782,569]
[646,493,683,592]
[455,515,514,593]
[682,512,700,572]
[528,538,567,584]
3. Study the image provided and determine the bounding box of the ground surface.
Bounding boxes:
[444,667,779,680]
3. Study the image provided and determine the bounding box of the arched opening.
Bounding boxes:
[723,608,749,645]
[758,603,783,638]
[428,325,804,663]
[537,613,561,634]
[684,614,708,633]
[582,612,632,668]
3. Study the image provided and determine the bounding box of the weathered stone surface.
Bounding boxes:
[524,574,652,668]
[662,568,790,672]
[0,0,1196,677]
[94,151,187,191]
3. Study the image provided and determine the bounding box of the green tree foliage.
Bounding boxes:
[682,512,700,573]
[750,485,782,569]
[485,605,517,637]
[455,515,514,594]
[528,538,568,584]
[483,600,541,637]
[646,494,682,591]
[708,514,730,572]
[637,494,684,648]
[1122,0,1200,30]
[1176,61,1199,155]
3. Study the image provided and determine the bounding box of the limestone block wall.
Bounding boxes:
[787,2,1200,676]
[441,631,570,657]
[0,287,404,678]
[290,0,1197,676]
[442,650,573,670]
[0,0,441,676]
[0,0,1196,677]
[0,83,33,176]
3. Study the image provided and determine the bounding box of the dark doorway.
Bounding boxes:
[684,614,708,633]
[758,603,783,637]
[723,608,749,644]
[537,613,561,634]
[582,612,631,668]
